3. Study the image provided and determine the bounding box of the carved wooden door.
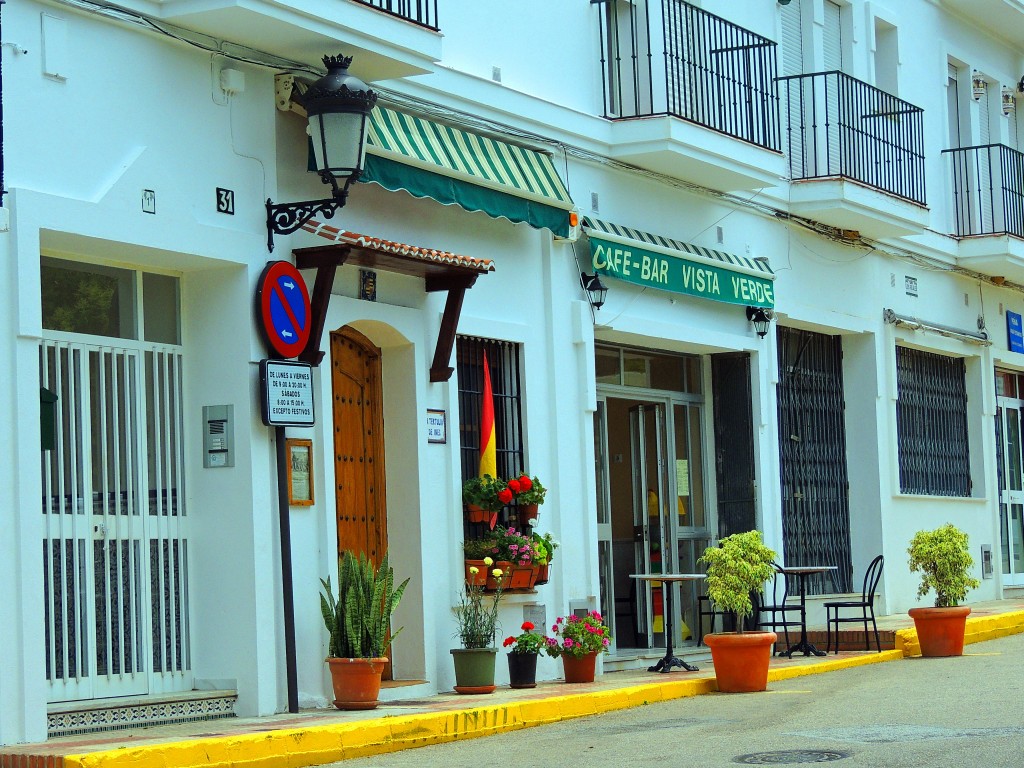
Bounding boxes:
[330,327,388,565]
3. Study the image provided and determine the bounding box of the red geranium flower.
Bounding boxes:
[507,479,521,493]
[521,621,534,631]
[498,488,514,504]
[519,476,533,491]
[503,636,516,647]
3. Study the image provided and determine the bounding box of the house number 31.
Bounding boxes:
[216,187,235,215]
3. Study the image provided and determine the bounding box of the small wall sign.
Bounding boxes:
[426,409,446,444]
[360,269,377,302]
[216,187,235,215]
[142,189,156,214]
[904,276,918,297]
[1008,310,1024,353]
[260,359,315,427]
[286,438,314,505]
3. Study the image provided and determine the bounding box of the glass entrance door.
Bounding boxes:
[996,392,1024,585]
[596,395,710,653]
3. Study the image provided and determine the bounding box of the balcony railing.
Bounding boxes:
[352,0,439,30]
[943,144,1024,239]
[778,71,926,205]
[595,0,781,151]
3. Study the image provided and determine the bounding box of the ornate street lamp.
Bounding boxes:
[746,306,774,339]
[266,55,378,251]
[580,272,609,310]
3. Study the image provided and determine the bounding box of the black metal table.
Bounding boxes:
[775,565,838,657]
[630,573,705,673]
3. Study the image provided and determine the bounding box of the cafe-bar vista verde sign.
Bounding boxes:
[585,220,774,309]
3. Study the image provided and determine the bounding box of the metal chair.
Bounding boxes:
[824,555,884,654]
[755,565,803,655]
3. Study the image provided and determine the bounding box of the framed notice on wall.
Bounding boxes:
[286,438,314,506]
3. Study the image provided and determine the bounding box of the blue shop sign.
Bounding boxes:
[1008,311,1024,354]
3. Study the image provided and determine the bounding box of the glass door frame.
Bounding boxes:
[996,396,1024,585]
[595,383,712,654]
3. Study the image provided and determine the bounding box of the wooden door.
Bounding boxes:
[330,327,388,564]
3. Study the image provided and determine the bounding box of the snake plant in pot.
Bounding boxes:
[907,524,980,657]
[698,531,778,692]
[320,549,409,709]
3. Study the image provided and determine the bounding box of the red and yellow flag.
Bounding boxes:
[479,350,497,480]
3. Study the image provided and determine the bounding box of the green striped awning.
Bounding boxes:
[360,105,576,237]
[582,216,775,308]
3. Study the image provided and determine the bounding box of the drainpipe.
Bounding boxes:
[0,0,6,207]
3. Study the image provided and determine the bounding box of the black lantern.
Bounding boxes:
[746,306,773,339]
[581,272,609,310]
[266,55,378,251]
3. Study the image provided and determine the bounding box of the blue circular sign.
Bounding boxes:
[256,261,311,358]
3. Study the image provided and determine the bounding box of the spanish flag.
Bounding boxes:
[479,351,497,527]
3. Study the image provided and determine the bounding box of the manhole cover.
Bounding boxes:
[734,750,850,764]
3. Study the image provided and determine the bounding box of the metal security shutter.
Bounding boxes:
[779,0,803,77]
[823,1,843,72]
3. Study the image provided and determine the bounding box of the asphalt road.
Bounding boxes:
[336,632,1024,768]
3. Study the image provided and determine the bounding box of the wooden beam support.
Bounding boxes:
[430,274,478,383]
[298,247,350,366]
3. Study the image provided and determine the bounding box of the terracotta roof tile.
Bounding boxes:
[302,220,494,273]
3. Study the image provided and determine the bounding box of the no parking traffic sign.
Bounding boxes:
[256,261,311,358]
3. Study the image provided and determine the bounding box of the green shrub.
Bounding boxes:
[907,524,980,608]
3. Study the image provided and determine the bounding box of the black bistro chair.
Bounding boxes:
[755,564,803,655]
[824,555,884,654]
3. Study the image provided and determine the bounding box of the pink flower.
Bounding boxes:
[564,639,575,648]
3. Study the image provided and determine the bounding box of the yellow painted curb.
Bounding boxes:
[61,618,1023,768]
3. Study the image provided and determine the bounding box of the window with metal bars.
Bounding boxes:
[895,346,971,496]
[457,337,525,531]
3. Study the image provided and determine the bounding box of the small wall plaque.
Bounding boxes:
[142,189,156,215]
[360,269,377,302]
[216,187,235,215]
[426,409,446,444]
[1008,310,1024,353]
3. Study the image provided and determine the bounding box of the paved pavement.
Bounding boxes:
[4,599,1023,768]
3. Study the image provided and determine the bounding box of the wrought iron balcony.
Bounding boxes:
[595,0,781,151]
[778,71,926,205]
[351,0,439,30]
[943,144,1024,239]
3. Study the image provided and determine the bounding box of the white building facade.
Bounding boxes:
[2,0,1023,746]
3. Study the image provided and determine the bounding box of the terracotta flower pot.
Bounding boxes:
[508,564,536,589]
[487,561,513,590]
[507,651,538,688]
[704,631,777,693]
[464,559,488,587]
[535,563,549,585]
[517,503,539,528]
[326,657,387,710]
[465,504,489,524]
[561,651,599,683]
[909,606,971,657]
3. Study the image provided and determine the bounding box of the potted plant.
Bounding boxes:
[532,531,557,585]
[463,536,495,586]
[462,475,506,524]
[490,526,537,588]
[319,549,409,710]
[544,611,612,683]
[452,563,506,693]
[502,620,549,688]
[907,523,981,657]
[509,474,546,527]
[697,531,778,693]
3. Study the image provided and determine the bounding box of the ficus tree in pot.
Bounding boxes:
[319,549,409,709]
[907,523,980,657]
[697,530,778,692]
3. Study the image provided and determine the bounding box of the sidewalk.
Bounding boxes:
[5,599,1023,768]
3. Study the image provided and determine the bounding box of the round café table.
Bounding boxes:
[774,565,838,657]
[630,573,705,673]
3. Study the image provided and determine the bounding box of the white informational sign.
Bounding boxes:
[426,409,447,443]
[260,359,315,427]
[676,459,689,496]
